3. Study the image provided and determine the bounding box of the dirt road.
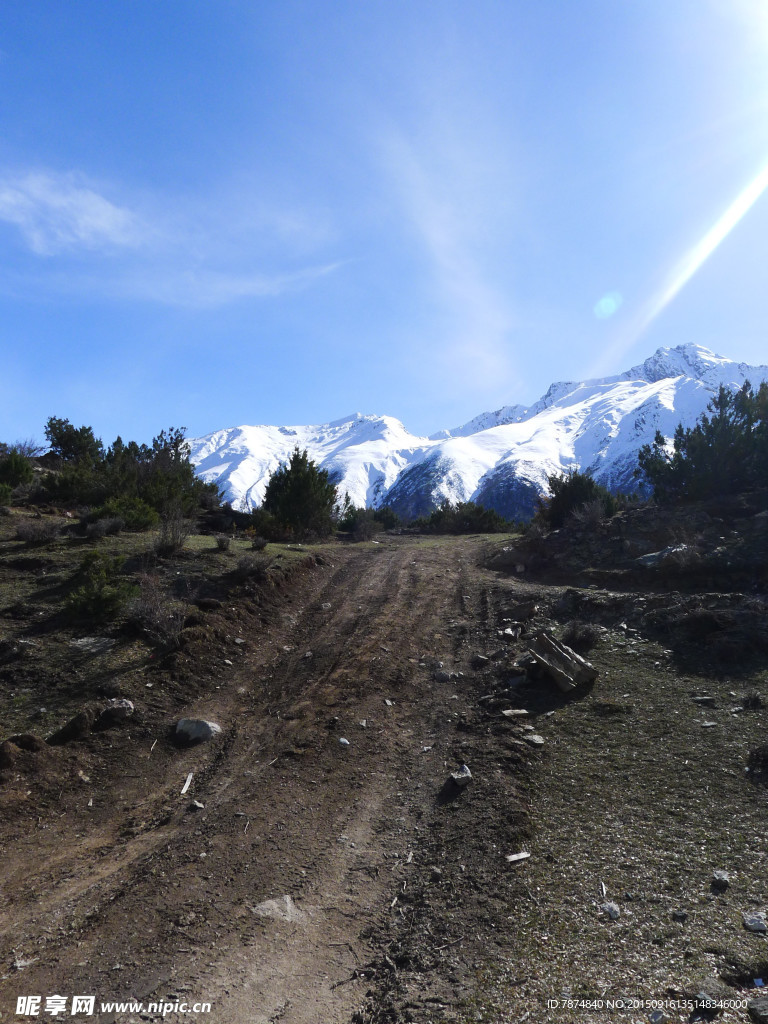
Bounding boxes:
[0,535,535,1023]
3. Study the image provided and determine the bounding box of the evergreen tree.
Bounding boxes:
[44,417,104,466]
[261,447,337,538]
[0,448,34,488]
[637,381,768,502]
[538,469,617,528]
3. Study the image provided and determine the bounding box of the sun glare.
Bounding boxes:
[639,160,768,333]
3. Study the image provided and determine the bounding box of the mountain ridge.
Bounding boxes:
[188,344,768,519]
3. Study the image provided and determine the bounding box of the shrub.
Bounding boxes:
[128,573,187,648]
[538,470,617,529]
[154,503,190,556]
[0,449,34,488]
[15,518,62,546]
[85,517,124,540]
[95,496,159,532]
[416,501,512,534]
[235,553,274,581]
[374,506,400,530]
[561,621,600,653]
[570,498,609,528]
[0,483,12,506]
[340,505,383,541]
[251,535,268,551]
[352,513,382,542]
[214,534,231,551]
[65,552,137,622]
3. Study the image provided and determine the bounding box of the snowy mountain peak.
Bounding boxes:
[189,344,768,519]
[630,343,732,384]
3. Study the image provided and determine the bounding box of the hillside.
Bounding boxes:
[188,344,768,519]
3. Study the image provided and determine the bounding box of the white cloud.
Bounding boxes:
[379,126,517,392]
[0,171,147,255]
[112,261,343,308]
[0,167,343,307]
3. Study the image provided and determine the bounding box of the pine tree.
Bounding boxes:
[261,447,337,538]
[637,381,768,502]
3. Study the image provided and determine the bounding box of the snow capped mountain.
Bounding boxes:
[188,344,768,520]
[189,413,432,511]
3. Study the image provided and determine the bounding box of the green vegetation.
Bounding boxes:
[41,418,220,514]
[537,469,617,528]
[638,381,768,502]
[0,448,34,489]
[92,496,160,532]
[259,446,338,539]
[65,551,138,623]
[338,499,401,541]
[415,500,512,534]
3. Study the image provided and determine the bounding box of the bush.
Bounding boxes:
[561,621,600,653]
[15,517,62,546]
[339,504,383,541]
[251,535,268,551]
[128,573,187,648]
[235,553,274,581]
[352,514,383,542]
[85,517,124,540]
[374,506,400,530]
[154,504,190,556]
[42,419,220,514]
[570,498,609,528]
[416,501,512,534]
[65,552,137,622]
[214,534,231,551]
[261,447,337,539]
[538,470,617,529]
[0,449,34,488]
[95,496,159,532]
[0,483,12,506]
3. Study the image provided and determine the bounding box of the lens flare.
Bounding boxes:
[590,159,768,376]
[636,160,768,335]
[593,291,623,319]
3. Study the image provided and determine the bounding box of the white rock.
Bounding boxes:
[250,895,305,922]
[451,765,472,788]
[743,912,767,933]
[175,719,222,745]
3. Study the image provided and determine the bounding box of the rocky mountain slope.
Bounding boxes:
[189,344,768,519]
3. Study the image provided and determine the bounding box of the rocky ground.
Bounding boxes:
[0,506,766,1024]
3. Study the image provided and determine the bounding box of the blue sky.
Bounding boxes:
[2,0,768,445]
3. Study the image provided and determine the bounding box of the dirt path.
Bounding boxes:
[0,536,536,1023]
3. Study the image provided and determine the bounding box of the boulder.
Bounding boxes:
[450,765,473,788]
[174,719,222,746]
[94,698,135,730]
[748,996,768,1023]
[528,632,598,692]
[46,709,96,746]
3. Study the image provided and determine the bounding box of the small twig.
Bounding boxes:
[436,935,464,951]
[244,819,250,834]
